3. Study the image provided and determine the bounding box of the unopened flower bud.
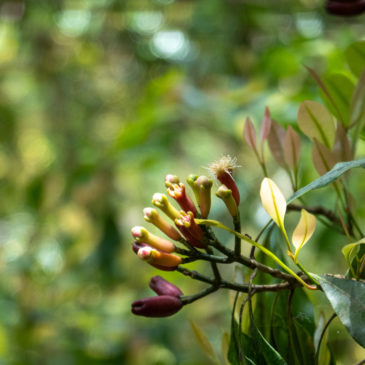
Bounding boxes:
[167,183,197,216]
[326,0,365,16]
[149,276,183,297]
[175,211,205,248]
[137,246,182,268]
[143,207,181,241]
[152,193,181,221]
[131,295,183,317]
[216,185,238,217]
[208,156,240,205]
[132,242,176,271]
[131,226,175,253]
[196,176,213,218]
[187,174,200,205]
[165,174,180,187]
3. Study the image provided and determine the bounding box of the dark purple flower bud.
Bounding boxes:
[326,0,365,16]
[131,295,183,317]
[149,276,183,297]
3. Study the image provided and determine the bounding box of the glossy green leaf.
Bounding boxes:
[297,100,336,148]
[314,274,365,348]
[345,41,365,77]
[287,158,365,205]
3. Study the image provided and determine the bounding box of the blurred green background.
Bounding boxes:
[0,0,364,363]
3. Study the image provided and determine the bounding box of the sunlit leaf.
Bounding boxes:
[260,178,286,228]
[284,126,301,171]
[190,321,219,363]
[342,238,365,278]
[345,41,365,77]
[260,106,272,143]
[314,274,365,348]
[298,100,336,148]
[292,209,316,261]
[244,117,259,157]
[268,120,287,168]
[312,139,336,176]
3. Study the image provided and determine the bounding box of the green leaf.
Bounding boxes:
[314,274,365,348]
[345,41,365,78]
[342,238,365,278]
[321,73,355,125]
[287,158,365,205]
[297,100,336,149]
[190,321,219,364]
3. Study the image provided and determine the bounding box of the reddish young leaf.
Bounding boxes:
[260,106,272,143]
[284,126,301,171]
[333,123,352,163]
[244,117,259,156]
[268,120,286,168]
[312,139,336,176]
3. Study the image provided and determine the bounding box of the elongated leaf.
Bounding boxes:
[244,117,259,156]
[260,178,286,228]
[313,314,331,365]
[287,158,365,205]
[260,106,272,143]
[292,209,316,261]
[190,321,219,363]
[342,238,365,278]
[298,100,336,148]
[221,332,231,365]
[333,123,352,163]
[314,274,365,348]
[312,139,336,176]
[345,41,365,77]
[284,126,301,171]
[268,120,287,168]
[350,69,365,152]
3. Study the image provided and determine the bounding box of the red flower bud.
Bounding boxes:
[175,211,205,248]
[326,0,365,15]
[167,182,197,216]
[131,295,183,317]
[149,276,183,297]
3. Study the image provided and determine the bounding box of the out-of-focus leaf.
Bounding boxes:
[268,120,287,168]
[312,139,336,176]
[350,69,365,150]
[190,321,219,364]
[221,332,231,365]
[260,106,272,144]
[345,41,365,77]
[244,117,259,156]
[333,123,352,163]
[292,209,316,261]
[314,274,365,347]
[305,66,347,125]
[321,73,355,126]
[260,178,286,229]
[287,158,365,204]
[342,238,365,278]
[313,315,331,365]
[298,100,336,148]
[284,126,301,171]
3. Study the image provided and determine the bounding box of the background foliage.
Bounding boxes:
[0,0,364,363]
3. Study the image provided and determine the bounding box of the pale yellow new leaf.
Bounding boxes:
[260,178,286,228]
[292,209,316,261]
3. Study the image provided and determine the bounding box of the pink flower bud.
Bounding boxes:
[131,226,175,253]
[165,174,180,187]
[131,295,183,317]
[143,207,181,241]
[208,156,240,205]
[149,276,183,297]
[167,183,197,216]
[152,193,181,221]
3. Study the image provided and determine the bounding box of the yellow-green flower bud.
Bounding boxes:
[143,207,181,241]
[131,226,175,253]
[187,174,200,205]
[196,176,213,218]
[216,185,238,217]
[152,193,180,221]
